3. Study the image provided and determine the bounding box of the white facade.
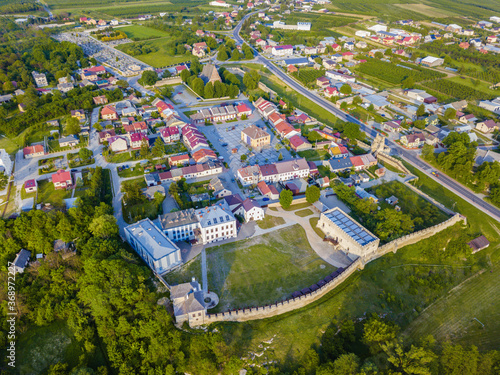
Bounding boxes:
[355,30,371,37]
[125,218,182,274]
[0,149,12,175]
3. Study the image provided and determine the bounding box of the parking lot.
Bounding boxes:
[199,118,292,177]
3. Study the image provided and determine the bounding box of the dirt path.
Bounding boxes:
[1,181,12,218]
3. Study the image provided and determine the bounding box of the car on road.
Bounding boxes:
[221,143,228,147]
[71,169,77,172]
[431,171,439,177]
[196,97,201,100]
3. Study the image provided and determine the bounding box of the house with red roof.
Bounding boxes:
[331,43,341,52]
[130,133,148,149]
[23,145,44,159]
[324,86,339,98]
[85,65,106,75]
[98,129,116,143]
[342,52,354,61]
[275,122,300,139]
[160,126,180,143]
[124,121,148,135]
[175,65,188,75]
[101,105,118,120]
[52,170,72,190]
[236,103,252,117]
[196,30,205,37]
[24,179,37,193]
[257,181,279,200]
[169,153,190,167]
[316,76,330,88]
[192,148,217,163]
[289,135,312,152]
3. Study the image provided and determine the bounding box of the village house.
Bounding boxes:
[400,133,426,148]
[93,95,108,105]
[382,121,402,133]
[98,129,116,143]
[71,109,86,121]
[52,169,73,189]
[23,145,44,159]
[59,134,80,148]
[289,135,312,152]
[476,119,499,133]
[24,179,37,193]
[108,136,128,152]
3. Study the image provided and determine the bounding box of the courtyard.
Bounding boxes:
[166,224,337,313]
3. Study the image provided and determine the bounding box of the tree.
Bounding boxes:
[279,189,293,209]
[116,79,129,88]
[139,139,150,159]
[331,353,360,375]
[444,107,457,120]
[305,185,320,204]
[421,144,435,161]
[139,70,158,86]
[214,81,227,98]
[204,82,215,99]
[88,214,118,238]
[65,117,81,135]
[440,343,479,375]
[191,59,202,75]
[374,51,384,59]
[159,85,173,98]
[218,46,229,61]
[340,101,348,110]
[240,154,247,162]
[416,104,426,117]
[0,171,8,190]
[78,148,92,160]
[2,81,15,92]
[93,123,103,132]
[278,152,283,161]
[340,84,352,96]
[192,77,205,96]
[243,70,261,90]
[180,69,191,83]
[343,122,362,140]
[151,138,165,158]
[363,317,399,354]
[352,96,362,105]
[386,343,436,375]
[413,119,426,129]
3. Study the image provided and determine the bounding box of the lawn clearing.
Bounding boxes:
[297,148,329,161]
[117,164,144,178]
[37,179,72,208]
[393,3,458,17]
[295,208,314,217]
[120,25,170,40]
[116,37,193,68]
[257,215,286,229]
[282,202,311,211]
[309,217,325,239]
[205,224,336,312]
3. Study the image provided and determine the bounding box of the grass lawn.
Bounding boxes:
[106,151,138,164]
[17,320,106,374]
[297,148,329,161]
[204,224,336,312]
[122,199,161,224]
[117,164,144,178]
[165,256,202,286]
[283,202,311,211]
[257,215,286,229]
[121,176,147,190]
[116,38,193,68]
[21,189,36,200]
[295,208,314,217]
[182,110,198,117]
[37,179,72,208]
[120,25,170,40]
[309,217,325,239]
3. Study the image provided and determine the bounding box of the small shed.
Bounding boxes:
[467,235,490,253]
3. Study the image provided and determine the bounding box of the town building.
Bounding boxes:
[257,181,280,199]
[0,149,12,175]
[171,278,206,326]
[32,72,48,87]
[237,158,310,185]
[59,135,80,148]
[12,249,31,273]
[241,124,271,148]
[209,176,232,198]
[24,179,37,193]
[317,207,380,258]
[23,144,44,159]
[476,119,499,133]
[125,218,182,274]
[400,133,426,148]
[200,64,222,84]
[159,201,237,244]
[52,169,73,189]
[108,136,128,152]
[236,198,264,222]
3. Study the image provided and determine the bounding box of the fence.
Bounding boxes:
[377,152,413,176]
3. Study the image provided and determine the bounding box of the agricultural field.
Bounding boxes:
[292,68,325,85]
[355,59,446,85]
[282,12,360,30]
[422,78,498,101]
[393,3,459,18]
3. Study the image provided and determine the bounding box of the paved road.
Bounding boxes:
[230,14,500,223]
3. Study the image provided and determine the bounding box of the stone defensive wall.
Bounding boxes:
[377,152,413,176]
[200,213,465,326]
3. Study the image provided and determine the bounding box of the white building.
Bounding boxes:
[125,218,182,274]
[209,0,230,7]
[32,72,48,88]
[235,198,264,222]
[0,149,12,175]
[159,201,237,245]
[171,278,206,326]
[317,207,380,258]
[367,24,387,33]
[355,30,371,37]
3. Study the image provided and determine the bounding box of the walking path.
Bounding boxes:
[201,248,208,293]
[265,207,353,267]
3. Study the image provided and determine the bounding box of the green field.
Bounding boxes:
[120,25,170,40]
[116,37,193,68]
[297,148,329,161]
[295,208,314,217]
